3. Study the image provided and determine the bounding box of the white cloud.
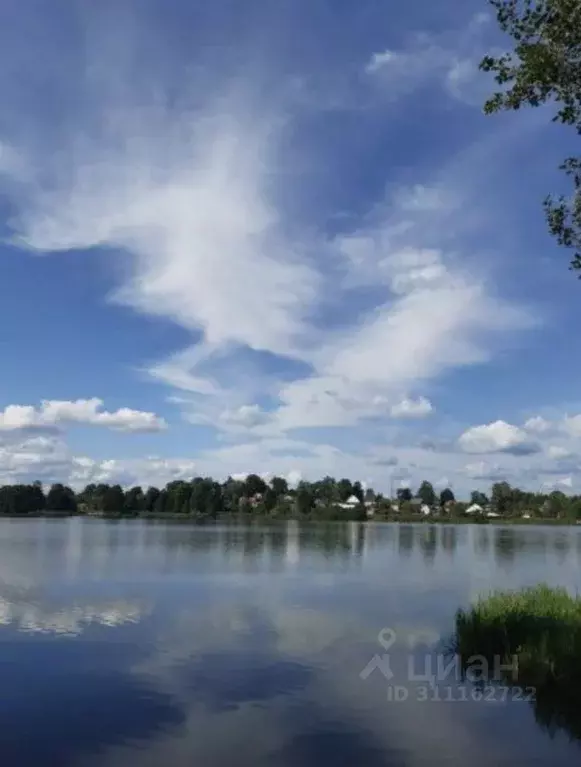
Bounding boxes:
[522,413,581,444]
[561,414,581,438]
[365,49,398,74]
[0,9,543,487]
[364,37,449,94]
[524,416,552,434]
[218,404,270,429]
[286,470,302,487]
[0,406,38,430]
[390,397,433,419]
[142,167,535,436]
[0,398,166,433]
[11,99,317,359]
[68,455,198,488]
[271,270,532,431]
[0,424,576,497]
[393,185,450,213]
[547,445,573,461]
[458,420,540,456]
[364,14,492,105]
[464,461,507,481]
[0,435,70,483]
[445,58,480,101]
[540,476,573,490]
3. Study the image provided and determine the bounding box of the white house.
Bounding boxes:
[486,511,501,518]
[465,503,483,515]
[338,494,361,509]
[420,504,431,516]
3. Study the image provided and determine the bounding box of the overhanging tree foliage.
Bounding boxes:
[481,0,581,269]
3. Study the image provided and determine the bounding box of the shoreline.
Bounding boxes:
[2,512,579,526]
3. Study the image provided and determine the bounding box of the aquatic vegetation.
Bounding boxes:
[455,585,581,740]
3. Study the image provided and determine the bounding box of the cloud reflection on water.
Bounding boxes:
[0,519,580,765]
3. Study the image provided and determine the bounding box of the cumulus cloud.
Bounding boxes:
[0,423,577,496]
[68,455,199,488]
[547,445,574,461]
[524,413,581,441]
[458,420,541,456]
[0,399,166,433]
[390,397,433,418]
[561,415,581,438]
[523,416,553,434]
[0,435,70,483]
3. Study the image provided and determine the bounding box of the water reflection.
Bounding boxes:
[12,519,581,578]
[474,526,491,556]
[0,639,185,765]
[0,519,579,766]
[0,597,147,635]
[418,526,438,564]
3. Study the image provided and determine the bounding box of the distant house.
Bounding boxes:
[364,500,375,518]
[337,494,362,510]
[486,511,501,518]
[420,504,431,516]
[465,503,483,515]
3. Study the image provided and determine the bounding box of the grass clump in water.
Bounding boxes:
[455,584,581,740]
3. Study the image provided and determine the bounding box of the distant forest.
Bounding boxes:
[0,475,580,521]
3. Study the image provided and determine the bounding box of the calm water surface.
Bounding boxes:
[0,519,580,766]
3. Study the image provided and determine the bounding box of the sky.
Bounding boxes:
[0,0,580,496]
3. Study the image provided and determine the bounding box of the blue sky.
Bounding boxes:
[0,0,580,495]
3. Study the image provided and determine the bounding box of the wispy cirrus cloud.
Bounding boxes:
[0,1,558,495]
[364,11,493,105]
[3,82,534,441]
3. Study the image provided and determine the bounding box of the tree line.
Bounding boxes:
[0,475,369,520]
[0,475,580,520]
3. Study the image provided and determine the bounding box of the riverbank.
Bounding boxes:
[4,511,580,525]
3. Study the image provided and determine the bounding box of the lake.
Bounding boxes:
[0,519,579,766]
